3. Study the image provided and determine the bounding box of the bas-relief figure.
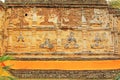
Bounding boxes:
[91,32,108,49]
[17,32,24,42]
[90,9,102,25]
[7,8,82,28]
[40,38,54,49]
[48,14,58,25]
[11,31,32,52]
[90,9,110,28]
[40,8,55,26]
[100,10,110,28]
[91,33,103,49]
[39,32,55,49]
[7,8,29,27]
[61,8,81,28]
[9,8,21,26]
[64,32,79,49]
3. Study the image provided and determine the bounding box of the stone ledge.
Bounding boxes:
[9,69,120,79]
[5,52,120,61]
[13,57,120,61]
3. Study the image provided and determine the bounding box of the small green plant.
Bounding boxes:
[0,55,16,80]
[109,0,120,8]
[115,73,120,80]
[0,55,14,62]
[0,76,16,80]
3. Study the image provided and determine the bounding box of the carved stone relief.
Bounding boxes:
[90,9,110,28]
[32,7,38,22]
[64,32,79,49]
[7,8,29,27]
[91,33,103,49]
[40,8,54,26]
[40,38,54,49]
[90,9,102,26]
[38,31,56,50]
[17,32,24,42]
[61,8,81,28]
[91,32,109,50]
[4,7,115,54]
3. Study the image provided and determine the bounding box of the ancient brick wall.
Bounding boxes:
[118,18,120,54]
[0,7,5,55]
[4,7,117,55]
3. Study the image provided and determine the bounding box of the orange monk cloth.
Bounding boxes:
[5,60,120,70]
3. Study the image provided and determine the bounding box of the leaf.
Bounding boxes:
[2,65,11,71]
[0,76,16,80]
[6,76,17,80]
[0,76,4,80]
[109,0,120,8]
[115,73,120,80]
[0,55,14,62]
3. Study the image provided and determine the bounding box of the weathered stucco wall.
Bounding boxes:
[2,7,117,55]
[118,18,120,54]
[0,2,118,56]
[0,7,5,55]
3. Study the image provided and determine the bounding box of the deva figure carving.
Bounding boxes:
[17,32,24,42]
[64,32,79,49]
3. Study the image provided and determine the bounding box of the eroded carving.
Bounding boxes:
[4,8,114,54]
[90,9,102,25]
[40,38,54,49]
[64,32,79,49]
[91,33,103,49]
[17,32,24,42]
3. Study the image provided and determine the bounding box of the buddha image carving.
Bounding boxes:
[40,38,53,49]
[64,32,79,49]
[91,33,104,49]
[17,32,24,42]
